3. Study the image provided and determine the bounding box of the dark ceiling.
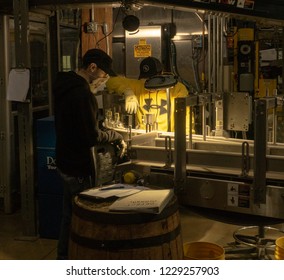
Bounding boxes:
[0,0,284,22]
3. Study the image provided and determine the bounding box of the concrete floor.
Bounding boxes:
[0,205,283,260]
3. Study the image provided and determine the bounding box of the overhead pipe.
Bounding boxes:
[212,14,216,94]
[207,12,211,94]
[220,15,224,93]
[216,14,220,93]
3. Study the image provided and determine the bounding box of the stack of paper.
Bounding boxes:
[109,189,174,214]
[79,184,147,199]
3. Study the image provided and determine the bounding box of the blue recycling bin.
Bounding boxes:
[36,116,63,239]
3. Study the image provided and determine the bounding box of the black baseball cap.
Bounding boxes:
[82,48,116,76]
[139,57,163,79]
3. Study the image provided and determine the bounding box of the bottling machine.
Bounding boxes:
[98,88,284,221]
[96,5,284,222]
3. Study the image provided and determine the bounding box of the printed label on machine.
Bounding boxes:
[227,182,250,208]
[134,44,151,57]
[227,194,238,207]
[227,182,239,194]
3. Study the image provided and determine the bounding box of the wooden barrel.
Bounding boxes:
[69,195,183,260]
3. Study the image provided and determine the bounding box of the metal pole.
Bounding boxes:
[212,14,216,94]
[253,99,267,204]
[220,15,224,93]
[166,87,171,132]
[174,97,187,193]
[13,0,37,239]
[0,15,13,213]
[202,104,207,141]
[216,14,220,93]
[207,13,211,94]
[189,104,193,149]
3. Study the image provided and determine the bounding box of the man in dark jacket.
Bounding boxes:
[53,48,126,259]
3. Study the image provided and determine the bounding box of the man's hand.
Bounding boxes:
[124,89,139,114]
[90,76,109,94]
[116,139,127,158]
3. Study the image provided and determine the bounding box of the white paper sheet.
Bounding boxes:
[79,184,148,199]
[6,68,30,102]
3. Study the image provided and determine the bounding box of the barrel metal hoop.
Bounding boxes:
[70,225,181,250]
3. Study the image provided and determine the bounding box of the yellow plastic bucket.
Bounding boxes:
[183,241,225,260]
[275,236,284,260]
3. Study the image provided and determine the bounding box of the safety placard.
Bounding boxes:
[227,182,238,194]
[134,44,151,58]
[227,194,238,207]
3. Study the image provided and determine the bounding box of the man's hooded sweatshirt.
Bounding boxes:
[53,71,122,177]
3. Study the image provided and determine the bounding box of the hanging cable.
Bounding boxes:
[95,5,123,47]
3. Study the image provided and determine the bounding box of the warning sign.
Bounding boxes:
[134,44,151,58]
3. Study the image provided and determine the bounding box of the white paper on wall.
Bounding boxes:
[6,68,30,102]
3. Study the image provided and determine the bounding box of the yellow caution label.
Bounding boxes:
[139,39,147,45]
[134,44,151,58]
